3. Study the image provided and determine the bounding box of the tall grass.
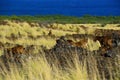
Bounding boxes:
[0,51,119,80]
[0,54,89,80]
[0,20,120,80]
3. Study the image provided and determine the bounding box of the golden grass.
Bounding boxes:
[0,20,120,50]
[0,52,119,80]
[0,20,119,80]
[0,55,91,80]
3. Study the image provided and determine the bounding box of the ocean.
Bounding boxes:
[0,0,120,16]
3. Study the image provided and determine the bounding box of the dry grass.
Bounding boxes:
[0,52,119,80]
[0,20,120,80]
[0,20,120,48]
[0,54,89,80]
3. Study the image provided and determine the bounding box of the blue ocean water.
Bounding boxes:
[0,0,120,16]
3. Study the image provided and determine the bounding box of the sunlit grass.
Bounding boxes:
[0,20,120,49]
[0,52,119,80]
[0,54,90,80]
[0,20,119,80]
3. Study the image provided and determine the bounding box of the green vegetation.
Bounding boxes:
[0,15,120,24]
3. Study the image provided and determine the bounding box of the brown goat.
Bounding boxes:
[94,36,113,48]
[66,40,74,45]
[66,39,88,48]
[4,45,26,59]
[74,39,88,48]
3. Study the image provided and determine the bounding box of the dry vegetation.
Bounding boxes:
[0,20,120,80]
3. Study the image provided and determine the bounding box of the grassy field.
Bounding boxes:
[0,20,120,49]
[0,16,120,80]
[0,54,99,80]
